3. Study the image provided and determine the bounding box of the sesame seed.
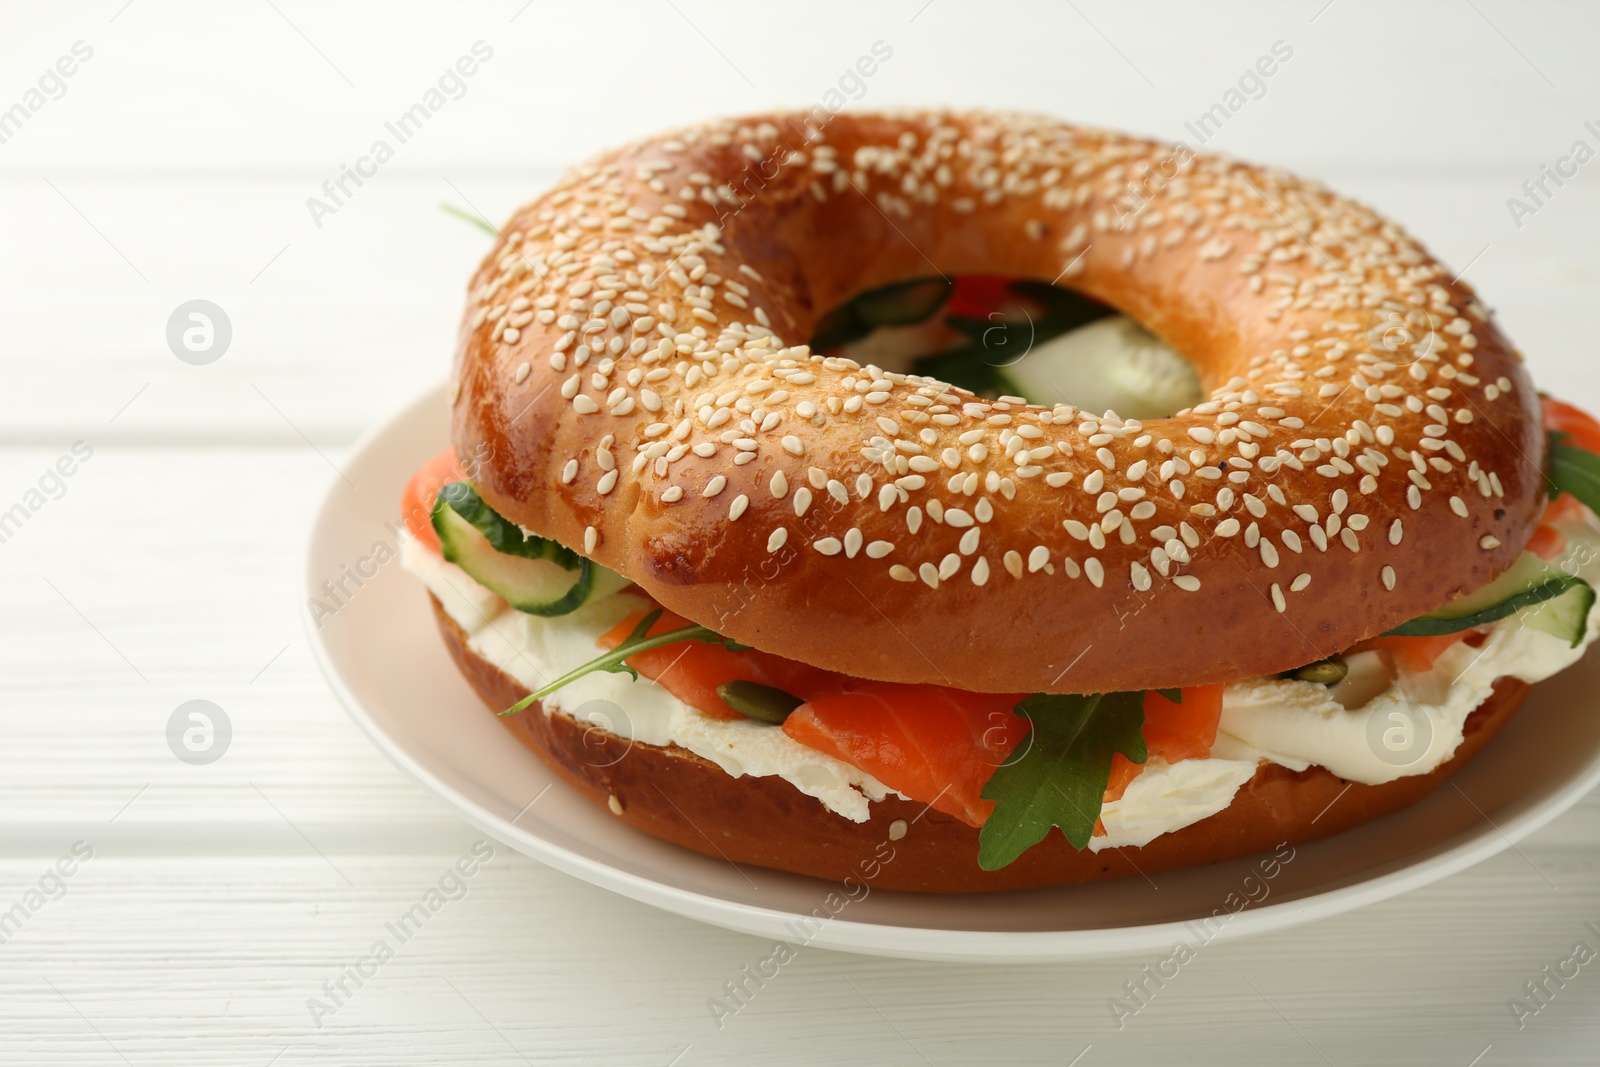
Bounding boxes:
[889,565,916,582]
[918,562,940,588]
[1290,573,1311,592]
[1271,583,1286,612]
[729,494,749,521]
[767,528,788,552]
[1382,565,1396,590]
[814,537,842,556]
[1173,575,1201,592]
[1131,562,1152,591]
[866,540,894,558]
[971,557,991,585]
[463,116,1536,622]
[584,526,598,554]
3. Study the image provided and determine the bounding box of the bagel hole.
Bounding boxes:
[809,275,1204,419]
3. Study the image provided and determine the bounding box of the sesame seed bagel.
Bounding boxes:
[452,110,1544,694]
[430,594,1532,892]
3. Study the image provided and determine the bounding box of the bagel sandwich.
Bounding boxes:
[397,111,1600,892]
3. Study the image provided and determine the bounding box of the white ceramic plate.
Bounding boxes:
[305,383,1600,962]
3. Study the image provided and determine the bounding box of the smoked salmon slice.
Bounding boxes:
[1105,685,1225,802]
[597,609,849,720]
[782,683,1030,827]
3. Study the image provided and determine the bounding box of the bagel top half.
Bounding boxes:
[450,110,1543,694]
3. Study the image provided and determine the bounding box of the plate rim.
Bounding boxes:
[303,381,1600,963]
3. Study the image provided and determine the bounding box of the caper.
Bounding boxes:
[1291,658,1349,685]
[716,680,804,724]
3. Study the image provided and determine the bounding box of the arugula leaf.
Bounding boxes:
[500,609,748,716]
[977,692,1148,869]
[1548,431,1600,516]
[440,202,499,236]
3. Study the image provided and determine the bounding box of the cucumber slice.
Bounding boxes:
[1001,316,1205,418]
[1386,551,1595,646]
[436,482,579,567]
[431,483,629,616]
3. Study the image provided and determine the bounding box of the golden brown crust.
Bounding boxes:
[450,111,1543,694]
[431,595,1532,893]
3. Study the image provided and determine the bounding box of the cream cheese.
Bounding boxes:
[402,537,897,822]
[403,513,1599,850]
[1211,515,1600,787]
[1091,756,1261,852]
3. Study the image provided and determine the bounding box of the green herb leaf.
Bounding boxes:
[440,202,499,237]
[977,692,1148,869]
[1156,687,1183,704]
[1548,432,1600,517]
[500,610,746,716]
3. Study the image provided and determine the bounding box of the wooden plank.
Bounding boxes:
[0,446,1597,1063]
[3,0,1597,173]
[0,847,1593,1063]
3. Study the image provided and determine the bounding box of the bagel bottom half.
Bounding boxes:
[430,596,1531,893]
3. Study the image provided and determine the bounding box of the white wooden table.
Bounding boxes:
[3,1,1599,1062]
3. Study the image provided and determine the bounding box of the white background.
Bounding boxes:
[2,0,1599,1063]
